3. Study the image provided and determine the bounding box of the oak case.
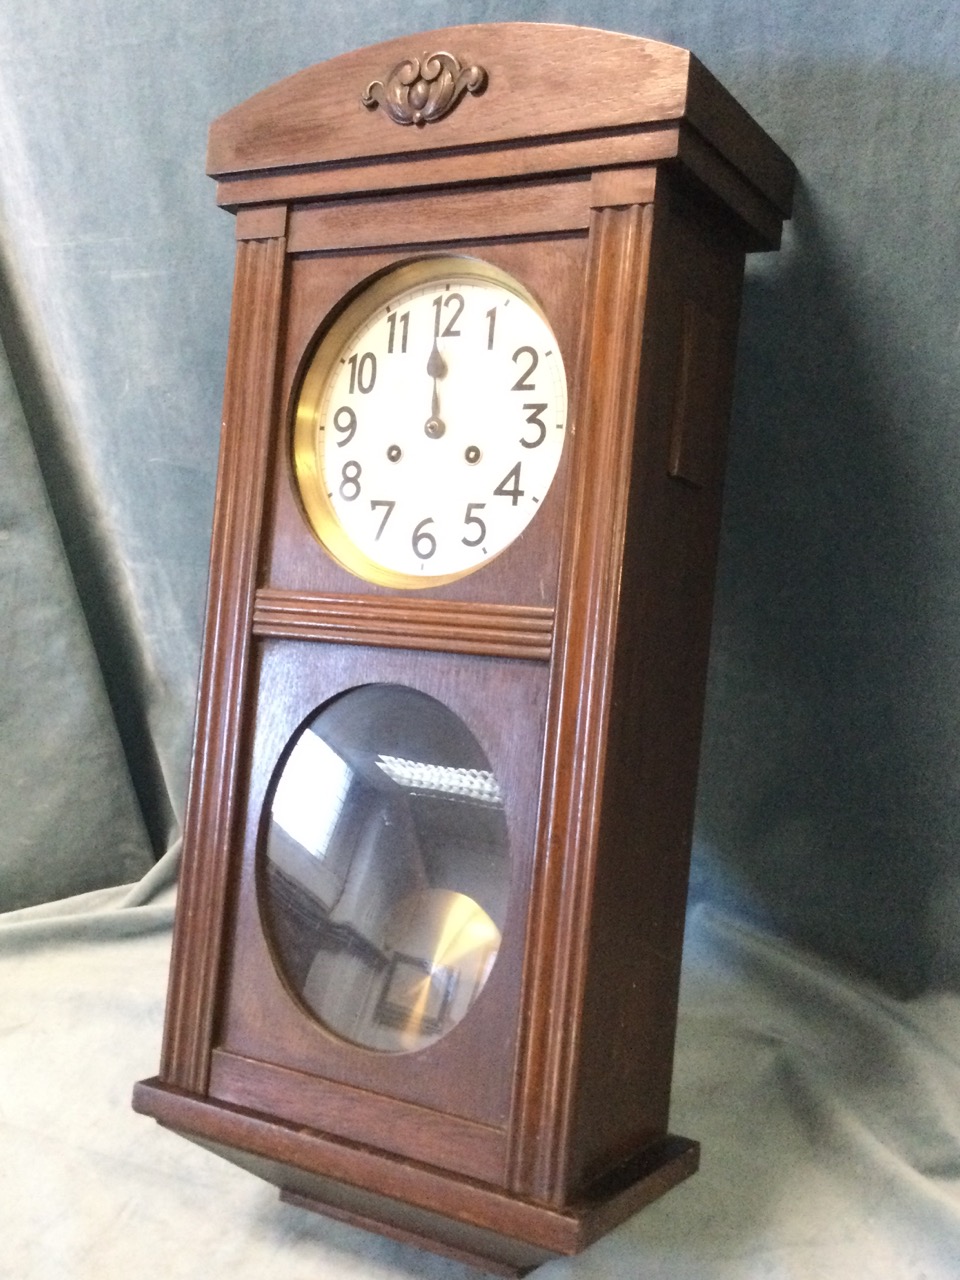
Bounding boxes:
[134,22,794,1277]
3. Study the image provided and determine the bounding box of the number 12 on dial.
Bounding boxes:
[293,256,568,588]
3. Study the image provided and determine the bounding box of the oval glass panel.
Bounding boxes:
[260,684,509,1053]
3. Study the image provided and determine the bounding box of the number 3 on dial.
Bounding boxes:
[293,256,568,588]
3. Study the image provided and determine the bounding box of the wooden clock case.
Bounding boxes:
[133,23,794,1277]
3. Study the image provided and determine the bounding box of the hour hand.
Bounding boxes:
[427,339,447,380]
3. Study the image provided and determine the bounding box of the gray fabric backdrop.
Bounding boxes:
[3,6,960,1279]
[1,3,957,982]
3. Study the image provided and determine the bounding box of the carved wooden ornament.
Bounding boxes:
[361,51,487,125]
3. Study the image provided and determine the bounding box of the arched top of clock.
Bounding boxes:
[208,22,793,248]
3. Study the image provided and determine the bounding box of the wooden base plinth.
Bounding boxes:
[278,1185,548,1277]
[133,1077,698,1276]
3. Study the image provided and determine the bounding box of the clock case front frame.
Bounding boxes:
[134,23,793,1277]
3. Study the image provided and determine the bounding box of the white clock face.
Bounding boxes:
[293,257,568,588]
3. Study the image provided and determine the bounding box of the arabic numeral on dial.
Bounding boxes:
[520,403,548,448]
[462,503,486,547]
[333,405,357,447]
[412,517,437,560]
[347,351,377,394]
[511,345,538,391]
[339,460,362,501]
[493,463,524,506]
[432,291,464,338]
[386,310,409,354]
[370,499,395,539]
[486,306,496,350]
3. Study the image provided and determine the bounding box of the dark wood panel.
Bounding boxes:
[668,298,723,487]
[281,1188,540,1278]
[235,204,288,241]
[589,166,657,209]
[253,588,553,658]
[209,1049,508,1184]
[566,170,748,1192]
[135,1076,579,1254]
[133,1078,697,1263]
[207,23,793,214]
[509,199,656,1204]
[686,55,795,215]
[216,641,550,1153]
[215,126,680,211]
[287,177,591,254]
[676,124,785,250]
[159,233,287,1094]
[207,26,692,175]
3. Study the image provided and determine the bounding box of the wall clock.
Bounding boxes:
[134,23,794,1277]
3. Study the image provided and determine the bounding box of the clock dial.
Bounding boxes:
[293,257,568,588]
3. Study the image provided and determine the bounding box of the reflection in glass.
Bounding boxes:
[260,685,509,1053]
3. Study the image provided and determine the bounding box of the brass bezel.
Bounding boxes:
[292,254,565,589]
